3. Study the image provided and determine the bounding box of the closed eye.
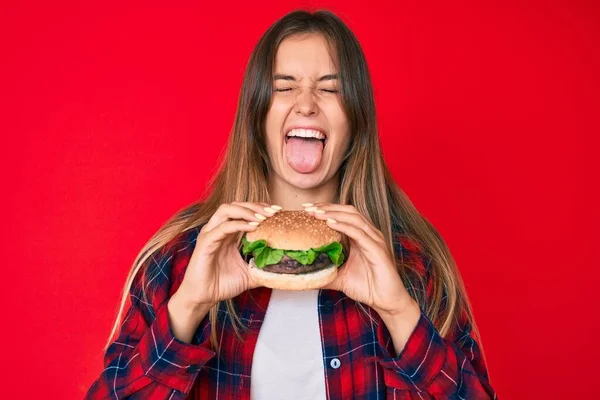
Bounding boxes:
[274,88,339,93]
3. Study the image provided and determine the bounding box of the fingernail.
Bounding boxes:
[313,209,326,214]
[270,205,282,210]
[254,213,267,220]
[302,203,314,207]
[327,218,337,223]
[263,207,277,213]
[305,206,318,211]
[248,221,260,226]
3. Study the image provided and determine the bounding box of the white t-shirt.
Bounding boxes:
[250,289,327,400]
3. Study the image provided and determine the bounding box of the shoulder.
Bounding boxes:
[159,226,203,288]
[134,226,203,301]
[163,226,202,258]
[127,225,205,323]
[392,231,431,278]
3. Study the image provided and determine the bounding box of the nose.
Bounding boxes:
[294,87,318,117]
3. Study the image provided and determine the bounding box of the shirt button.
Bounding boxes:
[323,300,334,311]
[330,358,341,369]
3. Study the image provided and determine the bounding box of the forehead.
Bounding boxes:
[274,34,337,77]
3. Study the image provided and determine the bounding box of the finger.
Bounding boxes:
[232,201,272,208]
[204,203,277,233]
[305,203,358,215]
[232,202,282,217]
[307,209,383,244]
[320,219,384,258]
[305,203,381,239]
[204,219,260,245]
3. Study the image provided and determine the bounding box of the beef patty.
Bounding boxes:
[260,252,332,274]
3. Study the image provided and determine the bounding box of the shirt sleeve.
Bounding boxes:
[85,229,215,399]
[376,237,497,399]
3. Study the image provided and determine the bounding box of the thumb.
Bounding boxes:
[322,271,343,292]
[247,275,262,290]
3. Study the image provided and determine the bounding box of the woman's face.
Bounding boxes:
[264,33,350,190]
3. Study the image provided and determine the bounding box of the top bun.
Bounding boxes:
[245,210,342,250]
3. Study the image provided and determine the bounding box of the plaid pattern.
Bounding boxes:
[86,226,496,399]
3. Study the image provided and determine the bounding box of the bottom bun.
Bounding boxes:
[248,258,337,290]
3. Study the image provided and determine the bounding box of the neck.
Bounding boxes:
[267,172,340,210]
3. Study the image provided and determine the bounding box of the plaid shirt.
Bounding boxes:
[86,226,497,399]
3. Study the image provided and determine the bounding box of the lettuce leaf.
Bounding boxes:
[314,241,345,266]
[255,247,284,267]
[285,249,318,265]
[241,236,345,268]
[242,236,266,254]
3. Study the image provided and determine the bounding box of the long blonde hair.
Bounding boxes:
[107,9,482,353]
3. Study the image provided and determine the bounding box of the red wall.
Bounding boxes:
[3,1,598,398]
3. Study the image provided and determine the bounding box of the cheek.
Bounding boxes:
[325,106,350,144]
[266,102,289,132]
[264,104,289,153]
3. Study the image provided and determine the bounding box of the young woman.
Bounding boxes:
[86,9,497,400]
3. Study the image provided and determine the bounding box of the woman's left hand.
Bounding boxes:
[304,203,419,319]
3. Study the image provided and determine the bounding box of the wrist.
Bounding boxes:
[169,290,214,323]
[375,294,420,321]
[167,290,214,344]
[377,298,422,356]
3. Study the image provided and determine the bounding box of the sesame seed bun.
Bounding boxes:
[245,210,342,250]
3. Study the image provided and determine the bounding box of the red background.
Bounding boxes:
[2,0,598,398]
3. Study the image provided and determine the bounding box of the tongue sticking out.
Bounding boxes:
[285,137,324,173]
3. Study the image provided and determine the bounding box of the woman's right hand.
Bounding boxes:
[170,202,277,316]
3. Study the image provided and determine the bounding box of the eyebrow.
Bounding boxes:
[273,73,339,82]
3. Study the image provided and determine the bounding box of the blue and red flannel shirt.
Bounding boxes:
[86,226,497,399]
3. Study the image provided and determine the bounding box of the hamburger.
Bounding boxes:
[241,210,345,290]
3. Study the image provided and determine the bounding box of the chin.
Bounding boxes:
[285,173,324,189]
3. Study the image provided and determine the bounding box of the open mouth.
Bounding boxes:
[284,136,327,147]
[284,128,328,148]
[284,129,327,174]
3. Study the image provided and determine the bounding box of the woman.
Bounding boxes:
[86,9,497,400]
